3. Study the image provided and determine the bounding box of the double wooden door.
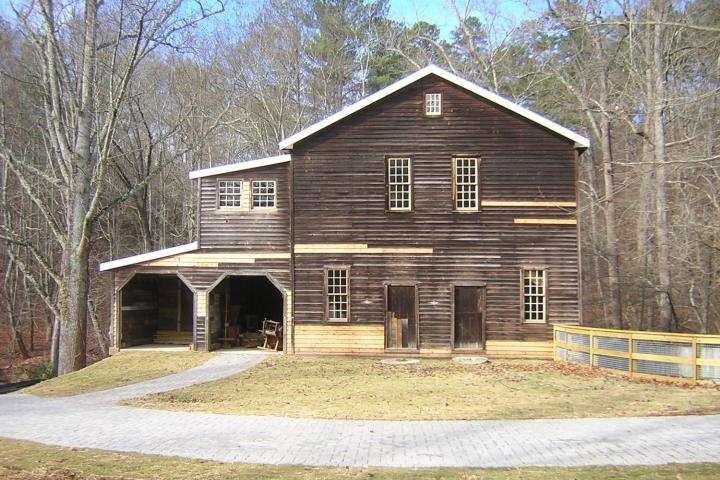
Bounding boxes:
[453,286,486,350]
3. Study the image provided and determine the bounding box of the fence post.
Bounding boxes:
[628,331,634,378]
[589,331,594,368]
[692,337,698,384]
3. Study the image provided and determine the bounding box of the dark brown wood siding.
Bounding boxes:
[198,162,291,251]
[291,74,579,348]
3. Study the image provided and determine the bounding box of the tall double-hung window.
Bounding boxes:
[326,269,349,321]
[387,157,412,211]
[523,269,546,323]
[453,157,479,211]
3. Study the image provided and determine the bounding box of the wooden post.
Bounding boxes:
[176,278,182,333]
[553,326,557,361]
[628,331,634,378]
[692,337,698,384]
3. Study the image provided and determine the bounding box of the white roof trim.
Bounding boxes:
[98,242,199,272]
[189,155,291,179]
[278,65,589,150]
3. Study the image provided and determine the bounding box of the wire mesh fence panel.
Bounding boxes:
[568,350,590,365]
[698,344,720,382]
[634,339,692,358]
[568,333,590,347]
[555,325,720,383]
[593,354,629,372]
[698,366,720,382]
[594,336,629,352]
[633,359,693,379]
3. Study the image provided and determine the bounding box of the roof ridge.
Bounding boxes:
[278,65,589,150]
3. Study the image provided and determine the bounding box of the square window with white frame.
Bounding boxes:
[523,269,546,323]
[326,269,349,321]
[453,157,479,211]
[425,93,442,116]
[218,180,243,208]
[387,157,412,211]
[252,180,276,208]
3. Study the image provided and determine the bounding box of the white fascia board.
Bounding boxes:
[278,64,590,150]
[98,242,198,272]
[188,155,291,179]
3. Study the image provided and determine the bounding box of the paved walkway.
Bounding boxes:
[1,353,719,468]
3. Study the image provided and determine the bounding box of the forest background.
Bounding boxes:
[0,0,717,375]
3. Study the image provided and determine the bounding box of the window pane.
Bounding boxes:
[252,180,276,208]
[218,180,243,207]
[523,269,546,322]
[326,269,349,321]
[425,93,442,115]
[387,158,412,211]
[453,158,478,210]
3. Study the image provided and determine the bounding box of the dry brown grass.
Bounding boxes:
[24,351,215,397]
[126,356,720,420]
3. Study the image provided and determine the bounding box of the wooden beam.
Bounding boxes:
[481,201,576,208]
[295,244,433,254]
[142,251,291,268]
[513,218,577,225]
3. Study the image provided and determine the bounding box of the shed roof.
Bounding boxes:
[278,64,589,150]
[98,242,199,272]
[188,154,290,179]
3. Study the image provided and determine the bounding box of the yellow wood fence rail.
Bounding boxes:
[553,324,720,384]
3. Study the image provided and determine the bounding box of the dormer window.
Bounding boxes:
[218,180,243,208]
[425,93,442,116]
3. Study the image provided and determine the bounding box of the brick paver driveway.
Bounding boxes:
[1,352,718,468]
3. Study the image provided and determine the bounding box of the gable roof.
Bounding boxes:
[278,65,589,150]
[188,154,290,179]
[98,242,199,272]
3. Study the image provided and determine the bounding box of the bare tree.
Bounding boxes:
[0,0,224,374]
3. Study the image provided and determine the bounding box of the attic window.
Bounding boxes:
[425,93,442,116]
[218,180,243,208]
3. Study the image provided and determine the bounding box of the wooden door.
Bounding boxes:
[454,286,485,350]
[386,286,417,349]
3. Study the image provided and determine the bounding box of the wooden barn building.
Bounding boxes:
[99,65,589,358]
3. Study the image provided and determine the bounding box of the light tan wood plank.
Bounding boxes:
[294,244,433,254]
[513,218,577,225]
[481,201,576,208]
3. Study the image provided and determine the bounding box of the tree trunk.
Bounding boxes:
[582,151,609,325]
[54,0,96,375]
[599,110,622,329]
[57,236,90,374]
[650,1,673,331]
[636,136,655,330]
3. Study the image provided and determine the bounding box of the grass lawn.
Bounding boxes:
[127,356,720,420]
[1,438,718,480]
[24,351,215,397]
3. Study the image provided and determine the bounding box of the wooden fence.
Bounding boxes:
[553,324,720,383]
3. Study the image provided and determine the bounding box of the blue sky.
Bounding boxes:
[0,0,545,38]
[387,0,545,39]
